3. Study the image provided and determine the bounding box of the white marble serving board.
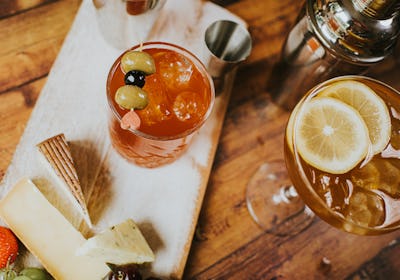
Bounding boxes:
[0,0,246,278]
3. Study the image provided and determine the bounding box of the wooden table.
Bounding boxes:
[1,0,400,279]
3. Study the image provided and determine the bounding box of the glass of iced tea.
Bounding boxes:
[106,42,215,168]
[247,76,400,235]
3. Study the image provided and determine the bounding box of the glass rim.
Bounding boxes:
[290,75,400,234]
[106,41,215,141]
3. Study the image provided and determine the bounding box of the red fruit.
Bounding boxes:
[0,226,18,268]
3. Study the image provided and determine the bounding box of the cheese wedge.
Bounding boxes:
[77,219,155,264]
[37,133,92,228]
[0,179,109,280]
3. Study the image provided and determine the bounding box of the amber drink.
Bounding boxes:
[107,42,214,168]
[285,76,400,235]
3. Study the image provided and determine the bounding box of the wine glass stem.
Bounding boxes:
[274,185,298,204]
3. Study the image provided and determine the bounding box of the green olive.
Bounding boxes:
[19,267,50,280]
[12,276,31,280]
[120,50,156,75]
[0,268,17,280]
[115,85,149,110]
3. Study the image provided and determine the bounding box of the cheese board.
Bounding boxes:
[0,0,246,279]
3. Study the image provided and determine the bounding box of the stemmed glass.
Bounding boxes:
[246,76,400,236]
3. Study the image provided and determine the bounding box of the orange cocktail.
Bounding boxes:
[107,42,214,168]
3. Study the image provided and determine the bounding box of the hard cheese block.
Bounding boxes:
[77,219,155,264]
[37,133,93,228]
[0,179,109,280]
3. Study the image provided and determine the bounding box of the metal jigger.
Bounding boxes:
[268,0,400,110]
[204,20,252,79]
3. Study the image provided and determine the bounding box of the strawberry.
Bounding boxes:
[0,226,19,268]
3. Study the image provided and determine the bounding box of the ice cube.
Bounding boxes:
[173,91,207,122]
[345,189,385,227]
[314,173,350,211]
[139,73,171,126]
[157,51,193,91]
[351,160,380,190]
[351,158,400,199]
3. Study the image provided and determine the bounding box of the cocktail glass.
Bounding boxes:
[106,42,215,168]
[247,76,400,236]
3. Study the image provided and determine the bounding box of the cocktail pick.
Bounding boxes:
[121,110,141,130]
[37,133,92,228]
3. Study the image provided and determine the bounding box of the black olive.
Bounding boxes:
[125,70,146,88]
[105,263,142,280]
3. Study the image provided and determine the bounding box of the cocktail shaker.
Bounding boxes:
[269,0,400,110]
[93,0,167,50]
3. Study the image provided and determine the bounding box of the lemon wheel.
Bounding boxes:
[318,80,391,155]
[294,96,370,174]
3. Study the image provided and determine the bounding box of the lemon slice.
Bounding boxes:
[294,97,370,174]
[318,80,391,155]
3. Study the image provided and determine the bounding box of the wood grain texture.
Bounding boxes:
[0,78,44,178]
[0,0,55,18]
[0,0,81,93]
[1,0,400,279]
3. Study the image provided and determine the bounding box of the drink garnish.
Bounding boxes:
[124,70,146,88]
[120,50,156,75]
[318,80,391,155]
[294,97,370,174]
[115,85,148,110]
[121,110,141,130]
[115,50,157,130]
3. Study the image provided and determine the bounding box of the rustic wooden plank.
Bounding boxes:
[221,0,305,64]
[0,78,43,179]
[347,239,400,280]
[0,0,80,93]
[0,0,56,18]
[189,221,399,279]
[369,57,400,91]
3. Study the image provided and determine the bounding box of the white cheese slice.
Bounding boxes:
[77,219,155,264]
[0,179,109,280]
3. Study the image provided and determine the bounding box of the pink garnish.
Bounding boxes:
[121,110,141,130]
